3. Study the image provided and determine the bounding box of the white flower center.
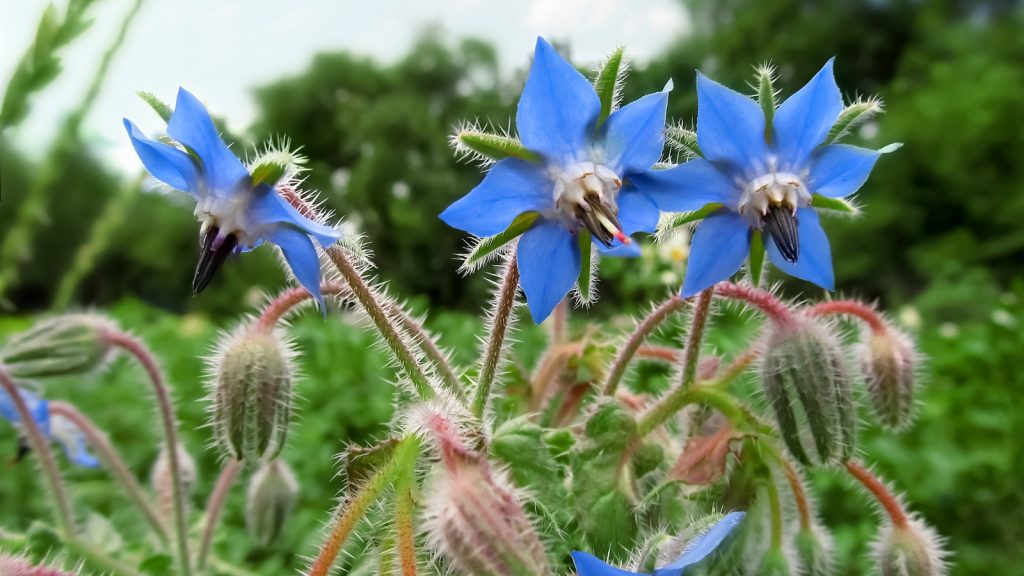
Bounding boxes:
[550,161,628,245]
[195,194,253,248]
[738,171,811,225]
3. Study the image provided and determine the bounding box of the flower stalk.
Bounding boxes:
[603,295,688,395]
[846,459,909,528]
[197,459,243,571]
[472,255,519,418]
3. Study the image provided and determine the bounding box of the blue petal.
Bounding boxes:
[766,207,834,289]
[265,227,327,313]
[0,387,51,436]
[123,119,199,194]
[808,144,880,198]
[516,37,600,164]
[628,159,740,213]
[440,159,552,237]
[247,185,341,247]
[773,59,843,169]
[695,73,769,172]
[654,512,746,575]
[616,185,661,235]
[681,210,751,297]
[166,88,250,194]
[50,415,101,469]
[603,92,669,174]
[595,238,643,257]
[516,219,580,324]
[571,551,640,576]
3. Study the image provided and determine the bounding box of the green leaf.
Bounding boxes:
[576,231,593,303]
[461,212,540,272]
[749,230,765,286]
[136,91,172,123]
[138,554,173,573]
[811,194,860,215]
[659,203,723,235]
[665,125,702,159]
[455,130,540,163]
[594,46,626,124]
[250,160,288,187]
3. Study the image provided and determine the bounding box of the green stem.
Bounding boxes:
[393,441,419,576]
[472,255,519,418]
[680,288,714,389]
[196,459,243,571]
[48,401,168,544]
[764,470,784,549]
[0,368,75,536]
[105,331,192,576]
[603,295,688,396]
[327,247,434,400]
[307,436,422,576]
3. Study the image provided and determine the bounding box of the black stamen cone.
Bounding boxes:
[193,226,238,295]
[14,436,30,463]
[578,194,621,247]
[763,205,800,263]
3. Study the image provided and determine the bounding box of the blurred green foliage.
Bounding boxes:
[1,0,1023,574]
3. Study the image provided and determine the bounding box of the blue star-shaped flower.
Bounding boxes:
[441,38,680,323]
[124,88,340,309]
[1,386,99,468]
[646,60,888,296]
[572,511,745,576]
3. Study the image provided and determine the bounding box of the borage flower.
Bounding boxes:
[572,511,745,576]
[442,38,678,323]
[1,385,99,468]
[124,89,340,309]
[650,61,894,296]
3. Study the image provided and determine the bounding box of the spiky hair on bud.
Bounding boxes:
[246,459,299,545]
[0,312,118,379]
[826,95,886,144]
[0,552,78,576]
[592,45,630,117]
[664,120,702,162]
[858,323,922,431]
[872,517,950,576]
[449,119,536,168]
[150,442,197,523]
[247,135,309,180]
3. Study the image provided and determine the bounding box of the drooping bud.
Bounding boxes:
[0,314,115,379]
[421,408,552,576]
[246,459,298,545]
[859,325,919,430]
[795,524,836,576]
[150,443,197,524]
[873,518,949,576]
[761,318,857,466]
[208,326,295,465]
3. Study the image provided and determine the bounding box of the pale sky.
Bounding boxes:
[1,0,690,173]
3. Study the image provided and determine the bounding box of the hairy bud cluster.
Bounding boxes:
[761,319,856,466]
[873,519,949,576]
[859,325,918,430]
[246,459,299,545]
[0,314,115,379]
[208,327,295,465]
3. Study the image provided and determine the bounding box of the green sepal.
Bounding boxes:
[755,64,778,140]
[456,130,541,163]
[665,125,702,159]
[250,160,288,187]
[659,203,723,234]
[576,231,593,303]
[594,46,626,124]
[749,230,765,286]
[810,194,860,215]
[137,91,172,123]
[825,97,884,144]
[342,438,398,486]
[461,212,540,271]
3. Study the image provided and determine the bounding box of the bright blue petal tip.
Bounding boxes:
[571,551,640,576]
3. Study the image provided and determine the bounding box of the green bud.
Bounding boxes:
[150,443,196,524]
[451,127,541,164]
[874,519,949,576]
[759,549,794,576]
[0,314,115,379]
[209,328,295,465]
[761,319,857,466]
[795,525,835,576]
[246,459,298,545]
[859,326,918,430]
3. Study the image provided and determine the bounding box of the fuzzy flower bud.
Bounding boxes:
[0,314,115,379]
[421,409,552,576]
[761,318,857,466]
[150,443,196,524]
[0,554,75,576]
[873,518,949,576]
[246,459,298,545]
[208,327,295,465]
[795,524,836,576]
[859,325,919,430]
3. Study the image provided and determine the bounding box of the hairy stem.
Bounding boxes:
[472,256,519,418]
[764,470,784,549]
[680,289,714,389]
[0,368,74,536]
[255,282,464,400]
[780,457,812,530]
[845,459,909,528]
[393,443,419,576]
[806,300,887,334]
[714,282,794,325]
[105,331,192,576]
[550,298,568,344]
[196,459,243,571]
[530,342,583,412]
[326,247,435,400]
[48,401,168,544]
[603,295,687,396]
[307,437,421,576]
